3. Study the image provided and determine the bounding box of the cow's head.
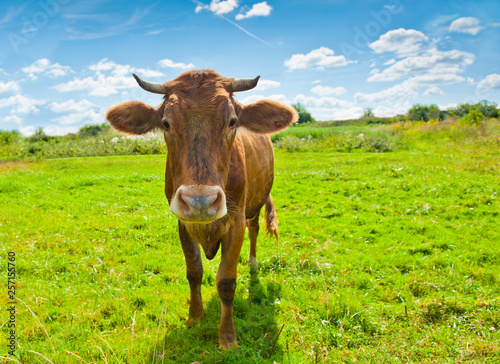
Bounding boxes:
[106,70,297,224]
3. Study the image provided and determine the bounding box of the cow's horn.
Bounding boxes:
[232,76,260,92]
[132,73,168,94]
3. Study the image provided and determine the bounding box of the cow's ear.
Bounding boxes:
[106,101,163,135]
[237,100,299,134]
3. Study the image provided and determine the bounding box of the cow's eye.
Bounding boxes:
[163,121,170,130]
[228,118,237,129]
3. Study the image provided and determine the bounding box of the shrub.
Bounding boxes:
[78,123,111,137]
[293,103,315,124]
[408,104,441,122]
[0,130,20,145]
[461,109,485,125]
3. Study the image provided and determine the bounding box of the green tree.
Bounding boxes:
[449,101,498,119]
[79,123,110,137]
[34,127,45,136]
[292,103,315,124]
[408,104,441,122]
[463,109,485,125]
[0,130,20,145]
[476,100,498,118]
[362,107,374,118]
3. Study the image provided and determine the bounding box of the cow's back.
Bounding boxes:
[237,131,274,219]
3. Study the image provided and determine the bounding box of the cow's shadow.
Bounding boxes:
[149,269,284,363]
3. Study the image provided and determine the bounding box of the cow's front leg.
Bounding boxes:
[179,222,204,325]
[216,213,246,349]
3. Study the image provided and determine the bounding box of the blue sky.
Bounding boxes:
[0,0,499,135]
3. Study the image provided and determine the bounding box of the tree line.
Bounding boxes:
[292,100,499,125]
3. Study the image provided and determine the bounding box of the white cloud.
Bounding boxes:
[49,99,103,125]
[294,94,363,120]
[284,47,354,71]
[89,58,117,72]
[369,28,428,55]
[424,86,444,96]
[146,29,165,36]
[0,94,46,114]
[355,79,419,105]
[439,103,458,111]
[449,17,482,35]
[43,125,80,136]
[0,115,23,124]
[254,79,280,90]
[236,2,272,20]
[89,58,164,78]
[238,94,292,105]
[196,0,239,15]
[238,94,291,105]
[367,49,475,84]
[311,80,321,84]
[411,73,465,86]
[20,126,36,136]
[51,109,103,125]
[372,102,412,117]
[54,59,166,96]
[134,68,164,78]
[477,74,500,91]
[158,59,196,70]
[49,99,98,113]
[0,81,20,94]
[295,94,350,108]
[311,85,347,96]
[53,74,137,97]
[21,58,73,80]
[383,58,396,66]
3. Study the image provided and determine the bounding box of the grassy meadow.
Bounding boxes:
[1,119,499,363]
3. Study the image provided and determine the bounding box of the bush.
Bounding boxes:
[78,123,111,137]
[0,130,20,145]
[408,104,441,122]
[293,103,315,124]
[461,109,485,125]
[0,132,167,160]
[273,131,405,153]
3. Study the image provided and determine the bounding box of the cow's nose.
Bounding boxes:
[171,185,227,223]
[179,191,220,212]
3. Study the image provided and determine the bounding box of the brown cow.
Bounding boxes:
[106,70,297,349]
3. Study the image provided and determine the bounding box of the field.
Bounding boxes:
[1,121,499,363]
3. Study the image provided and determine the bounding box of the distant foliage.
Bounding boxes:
[0,132,166,160]
[408,104,442,122]
[292,102,315,124]
[78,123,111,137]
[1,100,499,160]
[0,130,20,145]
[461,109,485,125]
[29,127,51,143]
[449,101,498,119]
[391,117,500,150]
[363,107,374,118]
[357,107,393,125]
[273,129,405,153]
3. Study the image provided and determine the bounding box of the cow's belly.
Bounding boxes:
[238,132,274,219]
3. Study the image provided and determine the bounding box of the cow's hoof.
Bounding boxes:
[186,313,204,327]
[219,337,238,350]
[249,256,258,273]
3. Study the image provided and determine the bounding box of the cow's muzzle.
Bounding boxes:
[170,185,227,223]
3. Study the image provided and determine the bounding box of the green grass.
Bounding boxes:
[0,121,499,363]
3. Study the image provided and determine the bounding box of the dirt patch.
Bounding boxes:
[0,160,37,173]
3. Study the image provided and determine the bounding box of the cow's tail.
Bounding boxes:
[265,194,279,240]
